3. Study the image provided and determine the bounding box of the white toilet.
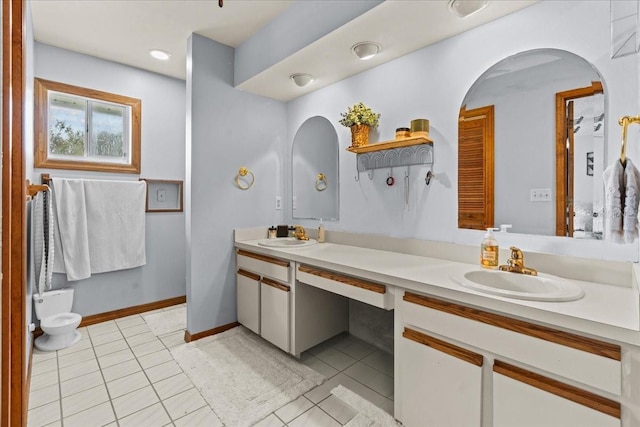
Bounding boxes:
[33,289,82,352]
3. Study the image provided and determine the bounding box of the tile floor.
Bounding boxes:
[28,304,394,427]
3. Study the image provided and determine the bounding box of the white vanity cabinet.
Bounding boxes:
[397,290,623,427]
[236,249,293,352]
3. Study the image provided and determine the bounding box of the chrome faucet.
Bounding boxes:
[293,225,309,241]
[499,246,538,276]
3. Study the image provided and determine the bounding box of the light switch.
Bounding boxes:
[157,189,166,202]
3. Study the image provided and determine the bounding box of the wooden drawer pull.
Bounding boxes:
[262,277,290,292]
[237,249,290,267]
[403,327,483,367]
[493,360,620,419]
[403,292,621,361]
[299,265,386,294]
[237,269,260,281]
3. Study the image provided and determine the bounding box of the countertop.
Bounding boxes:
[235,239,640,346]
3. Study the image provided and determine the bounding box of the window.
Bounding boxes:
[34,78,141,173]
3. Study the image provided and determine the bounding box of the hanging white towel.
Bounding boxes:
[603,160,625,243]
[51,178,146,281]
[623,158,640,243]
[52,178,91,281]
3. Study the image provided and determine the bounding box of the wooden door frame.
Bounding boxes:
[555,81,603,236]
[2,1,27,426]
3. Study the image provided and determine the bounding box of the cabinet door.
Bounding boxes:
[400,327,482,427]
[237,269,260,334]
[493,361,620,427]
[260,277,290,352]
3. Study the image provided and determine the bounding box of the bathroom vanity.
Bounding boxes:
[234,228,640,427]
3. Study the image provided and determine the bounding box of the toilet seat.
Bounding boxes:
[41,312,82,329]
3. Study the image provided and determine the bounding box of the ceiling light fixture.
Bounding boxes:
[290,73,315,87]
[149,49,171,61]
[351,42,381,60]
[448,0,489,18]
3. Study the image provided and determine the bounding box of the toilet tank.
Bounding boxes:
[33,288,74,320]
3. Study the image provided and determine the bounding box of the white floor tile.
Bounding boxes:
[118,402,171,427]
[301,354,339,378]
[60,370,104,398]
[87,321,119,337]
[61,383,109,417]
[112,385,159,419]
[173,406,222,427]
[313,347,357,371]
[30,369,59,392]
[289,406,341,427]
[162,387,207,421]
[31,356,58,376]
[253,413,284,427]
[101,359,141,382]
[90,330,123,347]
[32,349,57,362]
[27,400,60,427]
[107,371,150,399]
[93,338,129,357]
[137,349,173,369]
[274,395,314,424]
[336,339,377,361]
[56,337,92,356]
[28,383,59,409]
[98,348,135,369]
[121,323,151,338]
[125,331,158,347]
[42,421,61,427]
[158,331,185,349]
[152,373,194,400]
[318,394,358,424]
[57,347,95,369]
[361,350,394,377]
[58,358,99,382]
[115,314,145,329]
[144,360,182,383]
[131,339,165,358]
[62,401,115,427]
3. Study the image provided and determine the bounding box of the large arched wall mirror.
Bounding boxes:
[292,116,339,220]
[458,48,604,239]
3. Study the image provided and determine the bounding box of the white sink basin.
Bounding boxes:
[451,269,584,302]
[258,238,318,248]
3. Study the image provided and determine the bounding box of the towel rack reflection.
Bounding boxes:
[315,173,327,191]
[619,114,640,165]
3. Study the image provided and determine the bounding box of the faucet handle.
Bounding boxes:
[509,246,524,261]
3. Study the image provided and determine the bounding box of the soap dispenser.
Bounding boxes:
[481,228,499,269]
[318,219,325,243]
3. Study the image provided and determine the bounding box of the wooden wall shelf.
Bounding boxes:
[346,136,433,154]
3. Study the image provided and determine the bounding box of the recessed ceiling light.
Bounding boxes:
[290,73,315,87]
[149,49,171,61]
[351,42,381,60]
[448,0,488,18]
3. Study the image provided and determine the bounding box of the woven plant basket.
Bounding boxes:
[350,124,370,147]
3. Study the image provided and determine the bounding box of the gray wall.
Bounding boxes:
[31,43,187,317]
[186,34,287,334]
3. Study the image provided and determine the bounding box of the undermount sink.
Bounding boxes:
[258,237,318,248]
[451,269,584,302]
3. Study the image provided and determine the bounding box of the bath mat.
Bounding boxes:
[331,385,400,427]
[143,306,186,336]
[171,326,325,427]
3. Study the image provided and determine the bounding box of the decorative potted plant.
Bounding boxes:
[339,102,381,147]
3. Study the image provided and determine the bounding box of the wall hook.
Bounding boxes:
[425,170,434,186]
[368,170,374,180]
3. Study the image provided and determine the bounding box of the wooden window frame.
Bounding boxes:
[34,77,142,174]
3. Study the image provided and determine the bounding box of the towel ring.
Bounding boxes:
[315,173,328,191]
[235,167,255,190]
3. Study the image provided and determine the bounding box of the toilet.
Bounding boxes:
[33,289,82,352]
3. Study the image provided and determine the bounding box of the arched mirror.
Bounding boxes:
[292,116,339,220]
[458,48,604,239]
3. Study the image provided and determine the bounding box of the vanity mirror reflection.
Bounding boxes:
[292,116,339,220]
[458,49,605,239]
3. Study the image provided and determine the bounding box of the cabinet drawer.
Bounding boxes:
[236,269,260,335]
[493,360,620,427]
[261,277,290,352]
[237,249,290,283]
[297,265,393,309]
[402,291,621,395]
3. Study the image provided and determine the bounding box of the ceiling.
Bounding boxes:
[30,0,537,101]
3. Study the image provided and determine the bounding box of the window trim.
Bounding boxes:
[34,78,141,174]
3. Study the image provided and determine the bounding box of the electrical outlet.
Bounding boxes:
[292,196,297,210]
[157,189,166,202]
[275,196,282,210]
[530,188,551,202]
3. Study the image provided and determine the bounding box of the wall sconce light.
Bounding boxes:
[149,49,171,60]
[290,73,315,87]
[448,0,488,18]
[351,42,381,60]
